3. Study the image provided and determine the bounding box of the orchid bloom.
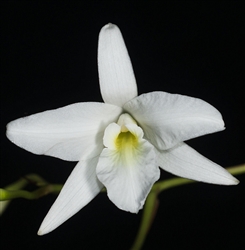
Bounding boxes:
[6,23,238,235]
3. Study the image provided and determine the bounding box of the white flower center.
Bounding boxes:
[117,113,137,132]
[103,114,144,164]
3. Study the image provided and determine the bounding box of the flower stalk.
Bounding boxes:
[2,165,243,202]
[130,164,245,250]
[1,164,244,249]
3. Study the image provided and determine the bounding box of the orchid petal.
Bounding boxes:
[157,142,239,185]
[98,23,138,107]
[7,102,122,161]
[96,123,160,213]
[38,157,103,235]
[124,91,225,150]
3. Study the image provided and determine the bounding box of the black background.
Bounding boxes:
[1,1,244,249]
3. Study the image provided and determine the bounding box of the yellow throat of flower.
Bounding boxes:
[115,131,139,152]
[103,113,144,163]
[113,114,141,164]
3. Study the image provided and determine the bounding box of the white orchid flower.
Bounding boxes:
[6,23,238,235]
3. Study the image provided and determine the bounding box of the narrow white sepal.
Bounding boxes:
[38,157,103,235]
[124,91,225,150]
[157,142,239,185]
[6,102,122,161]
[98,23,138,107]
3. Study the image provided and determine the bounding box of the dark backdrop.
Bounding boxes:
[1,1,244,249]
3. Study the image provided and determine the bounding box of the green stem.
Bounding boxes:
[130,163,245,250]
[130,189,159,250]
[0,173,48,215]
[0,164,244,249]
[226,164,245,175]
[0,184,62,201]
[1,164,244,202]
